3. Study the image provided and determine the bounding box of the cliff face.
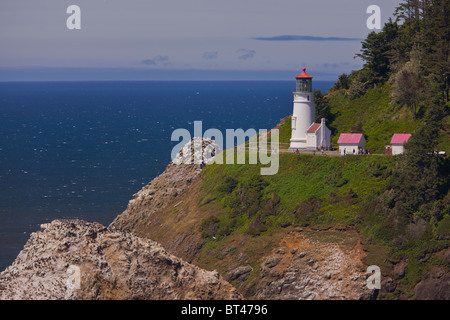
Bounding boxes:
[110,161,209,263]
[108,140,377,300]
[0,219,242,300]
[232,228,375,300]
[111,162,203,235]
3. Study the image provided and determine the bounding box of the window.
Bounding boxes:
[292,116,296,130]
[303,81,308,92]
[296,78,312,92]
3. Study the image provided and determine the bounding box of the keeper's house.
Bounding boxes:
[390,132,411,155]
[337,132,366,155]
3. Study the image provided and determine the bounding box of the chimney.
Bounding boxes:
[321,118,326,149]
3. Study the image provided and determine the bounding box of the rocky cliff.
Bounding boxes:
[234,227,375,300]
[109,140,378,300]
[0,219,242,300]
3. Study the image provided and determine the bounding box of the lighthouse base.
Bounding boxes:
[289,138,308,150]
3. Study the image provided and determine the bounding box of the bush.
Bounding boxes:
[199,216,220,238]
[245,175,268,193]
[436,215,450,236]
[217,176,238,194]
[324,171,348,187]
[293,196,322,221]
[262,193,281,217]
[247,217,267,236]
[347,69,371,99]
[216,218,236,238]
[343,188,358,206]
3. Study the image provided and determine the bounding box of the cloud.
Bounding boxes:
[202,51,218,60]
[237,49,256,60]
[252,35,362,41]
[141,55,169,66]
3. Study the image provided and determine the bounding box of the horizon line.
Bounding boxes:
[252,35,363,41]
[0,67,348,82]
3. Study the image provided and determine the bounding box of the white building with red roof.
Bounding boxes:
[337,132,366,155]
[306,118,331,150]
[289,68,331,150]
[390,132,411,155]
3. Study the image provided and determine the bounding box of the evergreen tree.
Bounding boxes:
[330,73,350,91]
[389,102,446,216]
[391,53,424,120]
[355,19,399,85]
[313,90,335,133]
[419,0,450,106]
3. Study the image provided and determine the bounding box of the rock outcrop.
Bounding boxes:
[111,162,202,232]
[0,219,242,300]
[413,250,450,300]
[249,230,375,300]
[414,267,450,300]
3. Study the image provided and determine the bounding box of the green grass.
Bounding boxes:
[274,115,292,146]
[200,153,396,237]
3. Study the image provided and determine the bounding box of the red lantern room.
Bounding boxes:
[295,67,313,92]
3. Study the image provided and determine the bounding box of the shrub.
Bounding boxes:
[436,215,450,236]
[324,171,348,187]
[262,193,281,217]
[199,216,220,238]
[217,176,238,194]
[293,196,322,221]
[247,217,267,236]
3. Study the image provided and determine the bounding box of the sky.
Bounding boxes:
[0,0,402,81]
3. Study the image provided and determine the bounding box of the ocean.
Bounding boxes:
[0,80,333,271]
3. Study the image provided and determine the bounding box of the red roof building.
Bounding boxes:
[390,132,412,155]
[390,133,411,144]
[337,132,366,155]
[337,133,365,144]
[307,123,321,133]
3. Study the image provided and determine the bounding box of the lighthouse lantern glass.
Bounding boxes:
[296,78,312,92]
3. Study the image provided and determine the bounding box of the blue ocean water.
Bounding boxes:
[0,80,333,271]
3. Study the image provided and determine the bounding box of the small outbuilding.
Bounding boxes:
[306,118,331,150]
[390,133,411,155]
[337,132,366,155]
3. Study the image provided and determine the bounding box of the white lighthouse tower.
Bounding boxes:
[289,67,331,150]
[290,67,315,149]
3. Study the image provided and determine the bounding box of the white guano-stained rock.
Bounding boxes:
[0,219,242,300]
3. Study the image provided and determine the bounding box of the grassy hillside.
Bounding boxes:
[326,83,419,154]
[200,153,395,236]
[195,148,449,299]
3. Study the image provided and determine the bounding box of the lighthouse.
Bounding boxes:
[289,68,331,150]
